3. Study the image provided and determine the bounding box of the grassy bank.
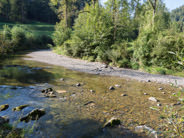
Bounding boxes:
[0,21,54,36]
[0,22,54,58]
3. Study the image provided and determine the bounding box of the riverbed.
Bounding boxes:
[0,54,181,137]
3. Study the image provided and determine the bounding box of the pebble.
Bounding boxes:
[90,90,95,93]
[158,87,164,91]
[144,93,149,95]
[76,83,81,87]
[121,94,127,97]
[115,84,121,88]
[109,86,115,90]
[148,97,158,102]
[60,78,64,81]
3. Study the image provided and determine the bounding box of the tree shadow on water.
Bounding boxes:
[0,65,55,84]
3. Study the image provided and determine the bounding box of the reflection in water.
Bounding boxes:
[0,56,179,137]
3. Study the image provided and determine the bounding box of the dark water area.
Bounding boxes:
[0,56,180,137]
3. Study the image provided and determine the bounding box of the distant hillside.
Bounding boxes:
[171,5,184,22]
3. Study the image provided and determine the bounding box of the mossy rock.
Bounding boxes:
[12,105,29,111]
[0,104,9,111]
[20,108,46,123]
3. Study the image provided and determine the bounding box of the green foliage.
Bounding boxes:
[0,25,53,58]
[0,0,57,23]
[53,21,72,47]
[52,0,184,73]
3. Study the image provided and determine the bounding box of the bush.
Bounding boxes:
[53,21,72,47]
[0,25,53,58]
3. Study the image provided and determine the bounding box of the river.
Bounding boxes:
[0,54,180,137]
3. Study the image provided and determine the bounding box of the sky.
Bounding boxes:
[101,0,184,11]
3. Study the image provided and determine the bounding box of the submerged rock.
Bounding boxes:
[135,125,157,138]
[20,108,46,122]
[0,116,9,125]
[148,97,158,102]
[0,104,9,111]
[103,117,121,128]
[41,88,57,98]
[41,88,53,93]
[13,104,29,111]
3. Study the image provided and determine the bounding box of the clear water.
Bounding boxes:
[0,55,179,137]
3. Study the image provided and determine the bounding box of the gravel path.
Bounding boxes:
[24,50,184,86]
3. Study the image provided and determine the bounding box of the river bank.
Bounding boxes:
[24,50,184,87]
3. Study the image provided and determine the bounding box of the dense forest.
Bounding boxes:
[0,0,184,73]
[0,0,57,23]
[52,0,184,74]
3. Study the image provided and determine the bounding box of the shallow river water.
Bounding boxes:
[0,55,180,138]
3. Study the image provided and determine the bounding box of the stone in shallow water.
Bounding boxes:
[12,104,29,111]
[41,88,57,98]
[158,87,164,91]
[0,104,9,111]
[148,97,158,102]
[20,108,46,123]
[76,83,81,87]
[115,84,121,88]
[90,90,95,93]
[60,78,64,81]
[103,117,121,128]
[109,86,115,90]
[0,116,9,125]
[121,94,127,97]
[84,101,95,107]
[135,125,157,138]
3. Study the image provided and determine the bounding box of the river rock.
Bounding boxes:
[84,101,95,107]
[115,84,121,88]
[109,86,115,90]
[103,117,121,128]
[20,108,46,122]
[121,94,127,97]
[90,90,95,93]
[0,104,9,111]
[60,78,64,81]
[76,83,81,87]
[172,102,181,106]
[41,88,57,98]
[148,97,158,102]
[41,88,53,93]
[158,87,163,91]
[13,104,29,111]
[0,116,9,125]
[135,125,157,138]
